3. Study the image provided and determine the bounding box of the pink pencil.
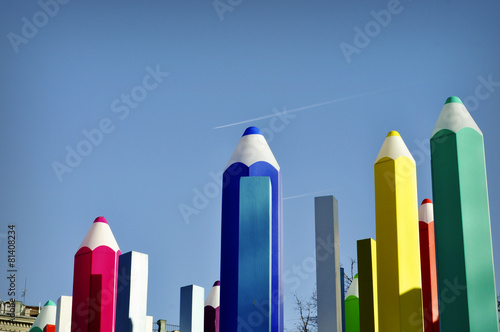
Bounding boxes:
[71,217,121,332]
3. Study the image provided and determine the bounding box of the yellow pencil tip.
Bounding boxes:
[387,131,400,137]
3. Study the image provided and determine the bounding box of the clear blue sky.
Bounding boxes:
[1,0,500,329]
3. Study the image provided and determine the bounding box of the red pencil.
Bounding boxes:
[43,325,55,332]
[419,199,439,332]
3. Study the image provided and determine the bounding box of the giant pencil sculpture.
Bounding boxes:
[430,96,499,331]
[116,251,149,332]
[180,285,205,332]
[55,296,72,332]
[345,274,360,332]
[374,131,423,331]
[71,217,121,332]
[418,199,439,332]
[314,195,342,332]
[341,267,345,332]
[204,281,220,332]
[220,126,283,332]
[145,316,153,332]
[357,238,378,332]
[30,300,57,332]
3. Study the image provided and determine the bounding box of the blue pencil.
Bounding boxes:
[220,126,283,332]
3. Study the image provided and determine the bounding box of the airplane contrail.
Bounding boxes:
[214,86,395,129]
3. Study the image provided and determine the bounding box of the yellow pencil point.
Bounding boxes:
[386,131,400,137]
[375,132,414,164]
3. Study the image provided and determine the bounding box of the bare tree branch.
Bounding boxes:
[293,293,317,332]
[350,257,356,281]
[293,260,357,331]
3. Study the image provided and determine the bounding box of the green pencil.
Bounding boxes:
[430,96,498,331]
[345,274,360,332]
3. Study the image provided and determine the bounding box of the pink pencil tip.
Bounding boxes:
[94,216,108,224]
[421,198,432,205]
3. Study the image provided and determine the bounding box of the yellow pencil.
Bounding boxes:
[374,131,423,331]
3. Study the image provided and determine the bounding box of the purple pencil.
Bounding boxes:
[204,281,220,332]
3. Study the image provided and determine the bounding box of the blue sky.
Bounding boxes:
[1,0,500,329]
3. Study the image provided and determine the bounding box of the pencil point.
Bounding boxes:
[419,199,434,224]
[44,300,56,306]
[387,131,400,137]
[79,217,120,251]
[205,280,221,309]
[375,132,414,163]
[242,126,262,136]
[431,97,481,137]
[225,126,279,170]
[445,96,463,105]
[346,273,359,298]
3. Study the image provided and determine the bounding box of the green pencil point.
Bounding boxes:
[445,96,463,104]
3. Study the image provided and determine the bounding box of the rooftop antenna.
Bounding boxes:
[21,278,27,304]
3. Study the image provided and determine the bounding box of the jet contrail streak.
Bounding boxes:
[214,86,394,129]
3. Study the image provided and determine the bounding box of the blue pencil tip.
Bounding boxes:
[242,126,262,136]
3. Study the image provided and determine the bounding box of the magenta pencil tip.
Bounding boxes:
[94,216,108,224]
[213,281,220,287]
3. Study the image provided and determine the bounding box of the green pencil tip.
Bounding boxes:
[445,96,463,105]
[44,300,56,306]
